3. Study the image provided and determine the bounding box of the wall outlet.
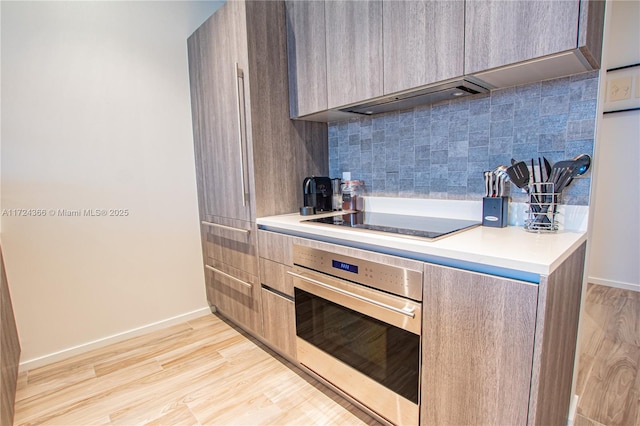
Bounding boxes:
[608,76,633,101]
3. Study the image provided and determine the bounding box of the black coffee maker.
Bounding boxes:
[302,176,332,214]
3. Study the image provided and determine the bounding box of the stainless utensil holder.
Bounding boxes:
[524,183,559,233]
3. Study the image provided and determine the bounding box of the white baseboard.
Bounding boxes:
[567,394,579,425]
[19,307,211,372]
[588,276,640,293]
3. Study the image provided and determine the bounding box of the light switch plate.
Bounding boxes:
[604,65,640,112]
[608,76,632,101]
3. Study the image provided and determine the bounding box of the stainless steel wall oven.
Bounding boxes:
[288,245,423,425]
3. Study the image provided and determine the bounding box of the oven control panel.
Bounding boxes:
[293,245,423,301]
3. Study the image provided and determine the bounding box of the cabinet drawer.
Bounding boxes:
[202,220,258,277]
[261,287,296,360]
[259,258,293,297]
[205,263,262,336]
[257,230,293,265]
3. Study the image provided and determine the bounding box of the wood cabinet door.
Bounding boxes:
[188,2,252,223]
[285,0,328,118]
[202,219,258,278]
[206,263,262,336]
[325,0,383,109]
[465,0,580,74]
[422,264,538,425]
[383,0,464,95]
[261,288,296,360]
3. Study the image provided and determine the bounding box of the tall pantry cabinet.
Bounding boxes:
[187,1,327,335]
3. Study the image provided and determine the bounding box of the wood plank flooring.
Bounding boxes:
[12,283,640,426]
[575,284,640,426]
[13,314,378,426]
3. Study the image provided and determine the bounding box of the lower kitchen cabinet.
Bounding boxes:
[422,242,586,426]
[260,287,296,360]
[422,264,538,425]
[201,218,262,336]
[202,219,258,278]
[257,233,297,360]
[205,263,262,336]
[253,229,586,425]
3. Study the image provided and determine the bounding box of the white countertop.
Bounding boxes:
[257,198,588,281]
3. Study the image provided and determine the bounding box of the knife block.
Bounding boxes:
[482,196,509,228]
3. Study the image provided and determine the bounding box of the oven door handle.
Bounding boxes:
[287,271,416,318]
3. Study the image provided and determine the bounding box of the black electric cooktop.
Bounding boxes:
[304,211,480,241]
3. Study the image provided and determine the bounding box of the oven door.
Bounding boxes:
[289,268,421,426]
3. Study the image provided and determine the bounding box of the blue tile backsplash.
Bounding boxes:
[328,71,599,205]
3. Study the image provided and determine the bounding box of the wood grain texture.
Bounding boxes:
[578,0,605,68]
[528,242,587,426]
[576,284,640,425]
[383,0,464,95]
[189,0,328,221]
[422,263,538,425]
[465,0,580,74]
[187,1,252,223]
[203,219,258,278]
[206,263,262,336]
[285,0,328,118]
[259,257,293,297]
[258,230,294,266]
[189,1,327,339]
[13,314,378,426]
[1,246,21,426]
[260,288,296,360]
[244,0,328,218]
[325,0,383,109]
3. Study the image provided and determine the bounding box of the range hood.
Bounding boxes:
[339,79,489,116]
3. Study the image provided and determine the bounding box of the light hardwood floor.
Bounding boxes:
[575,284,640,426]
[13,283,640,426]
[13,314,378,426]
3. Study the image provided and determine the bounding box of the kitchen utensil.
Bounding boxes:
[538,157,546,183]
[573,153,591,175]
[548,160,574,188]
[528,158,547,222]
[498,174,505,196]
[543,157,552,181]
[493,165,512,197]
[489,171,494,196]
[555,154,592,193]
[483,171,491,197]
[505,161,530,190]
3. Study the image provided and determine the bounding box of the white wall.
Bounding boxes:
[1,1,224,368]
[588,0,640,292]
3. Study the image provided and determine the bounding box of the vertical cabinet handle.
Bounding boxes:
[235,62,249,207]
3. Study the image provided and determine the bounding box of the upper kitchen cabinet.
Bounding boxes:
[285,1,327,118]
[466,0,605,87]
[188,1,328,224]
[325,0,383,110]
[383,0,464,95]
